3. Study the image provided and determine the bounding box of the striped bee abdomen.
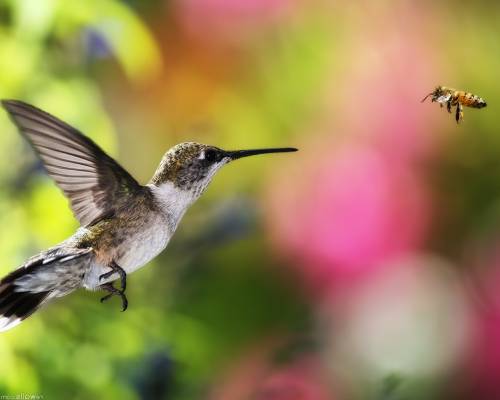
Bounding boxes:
[458,92,487,108]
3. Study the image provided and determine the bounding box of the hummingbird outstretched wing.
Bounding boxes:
[2,100,143,226]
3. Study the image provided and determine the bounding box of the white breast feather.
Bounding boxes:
[84,182,194,289]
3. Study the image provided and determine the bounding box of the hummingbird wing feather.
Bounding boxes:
[2,100,142,226]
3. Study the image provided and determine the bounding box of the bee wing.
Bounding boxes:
[2,100,143,227]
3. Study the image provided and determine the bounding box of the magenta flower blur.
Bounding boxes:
[460,253,500,399]
[265,141,430,294]
[253,360,332,400]
[263,7,441,295]
[465,310,500,398]
[209,342,332,400]
[176,0,291,42]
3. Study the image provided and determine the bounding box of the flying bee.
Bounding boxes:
[421,86,487,123]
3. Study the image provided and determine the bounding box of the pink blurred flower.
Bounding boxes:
[459,246,500,398]
[265,140,430,295]
[465,310,500,399]
[325,2,448,163]
[209,340,333,400]
[330,42,445,165]
[262,3,445,297]
[175,0,292,43]
[253,361,332,400]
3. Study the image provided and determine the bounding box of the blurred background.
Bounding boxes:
[1,0,500,399]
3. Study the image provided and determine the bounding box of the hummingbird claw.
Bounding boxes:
[100,293,113,303]
[121,297,128,312]
[99,261,127,292]
[99,283,128,312]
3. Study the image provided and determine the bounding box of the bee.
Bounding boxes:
[421,86,487,123]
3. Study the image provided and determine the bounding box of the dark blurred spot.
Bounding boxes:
[379,373,404,400]
[272,336,319,366]
[83,29,112,59]
[0,2,11,25]
[131,351,175,400]
[187,198,257,250]
[7,157,43,195]
[163,198,258,286]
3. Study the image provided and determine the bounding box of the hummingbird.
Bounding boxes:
[0,100,297,332]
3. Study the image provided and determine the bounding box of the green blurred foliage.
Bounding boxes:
[0,1,311,398]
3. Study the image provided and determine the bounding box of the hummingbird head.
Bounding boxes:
[149,142,297,201]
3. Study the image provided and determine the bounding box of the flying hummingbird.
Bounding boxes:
[0,100,297,332]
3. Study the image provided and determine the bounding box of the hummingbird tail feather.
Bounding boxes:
[0,246,92,332]
[0,280,52,332]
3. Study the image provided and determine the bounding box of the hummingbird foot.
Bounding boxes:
[100,283,128,311]
[99,261,127,292]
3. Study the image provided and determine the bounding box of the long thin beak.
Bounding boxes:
[226,147,298,160]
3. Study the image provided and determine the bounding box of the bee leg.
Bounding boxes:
[447,101,452,114]
[99,261,127,292]
[455,103,463,123]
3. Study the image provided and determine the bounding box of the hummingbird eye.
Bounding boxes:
[204,149,220,163]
